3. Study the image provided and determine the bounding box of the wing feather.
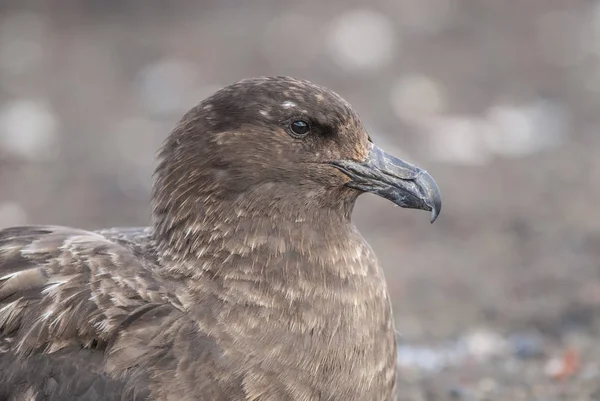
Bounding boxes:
[0,225,174,354]
[0,225,240,400]
[0,225,178,400]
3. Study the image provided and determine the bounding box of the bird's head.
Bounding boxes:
[153,76,441,232]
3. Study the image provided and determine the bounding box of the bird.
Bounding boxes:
[0,76,441,401]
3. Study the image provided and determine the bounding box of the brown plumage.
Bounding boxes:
[0,76,441,401]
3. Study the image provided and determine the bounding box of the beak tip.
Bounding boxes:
[418,171,442,224]
[430,207,440,223]
[429,194,442,223]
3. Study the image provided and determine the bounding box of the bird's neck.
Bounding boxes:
[150,184,388,313]
[155,199,393,336]
[154,201,359,279]
[151,182,358,273]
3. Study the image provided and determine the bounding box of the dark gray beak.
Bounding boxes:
[329,143,442,223]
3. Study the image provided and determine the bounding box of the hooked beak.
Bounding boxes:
[329,143,442,223]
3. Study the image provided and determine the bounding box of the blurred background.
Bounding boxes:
[0,0,598,399]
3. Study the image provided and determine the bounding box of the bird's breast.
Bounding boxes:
[165,217,398,400]
[217,273,398,401]
[182,229,398,401]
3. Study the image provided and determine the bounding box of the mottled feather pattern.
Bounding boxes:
[0,226,175,400]
[0,227,165,352]
[0,226,256,401]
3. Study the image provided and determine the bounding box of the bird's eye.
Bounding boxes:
[289,120,310,137]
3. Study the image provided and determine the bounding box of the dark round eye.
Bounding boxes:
[290,120,310,137]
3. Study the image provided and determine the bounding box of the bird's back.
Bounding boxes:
[0,225,171,400]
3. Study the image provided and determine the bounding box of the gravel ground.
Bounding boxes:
[0,2,598,400]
